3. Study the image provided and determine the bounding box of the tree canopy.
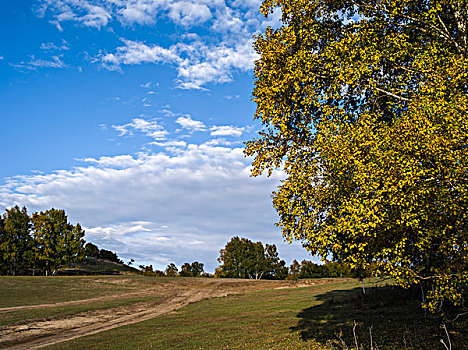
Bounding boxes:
[32,208,85,275]
[0,206,120,276]
[246,0,468,310]
[0,206,32,275]
[217,236,286,279]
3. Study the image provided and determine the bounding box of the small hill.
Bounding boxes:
[55,258,139,275]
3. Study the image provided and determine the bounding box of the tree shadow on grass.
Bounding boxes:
[291,285,468,349]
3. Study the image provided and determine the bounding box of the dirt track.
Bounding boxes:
[0,278,337,349]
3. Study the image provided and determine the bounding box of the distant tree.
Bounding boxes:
[179,262,193,277]
[250,242,266,279]
[190,261,204,277]
[84,243,100,259]
[325,261,354,278]
[0,216,7,275]
[218,237,285,279]
[31,208,85,275]
[263,244,283,279]
[165,263,178,277]
[288,259,301,280]
[300,260,327,278]
[274,260,289,280]
[218,237,253,278]
[128,259,134,266]
[99,249,121,263]
[0,206,32,275]
[154,270,165,277]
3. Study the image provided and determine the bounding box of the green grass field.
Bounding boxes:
[0,276,125,307]
[1,276,466,350]
[44,279,466,350]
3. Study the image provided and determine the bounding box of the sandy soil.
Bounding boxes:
[0,278,341,349]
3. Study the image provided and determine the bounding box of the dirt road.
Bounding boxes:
[0,278,335,349]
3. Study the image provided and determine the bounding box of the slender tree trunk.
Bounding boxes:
[421,284,427,317]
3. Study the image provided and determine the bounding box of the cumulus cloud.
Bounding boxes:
[210,125,244,137]
[101,37,257,89]
[175,115,206,132]
[112,117,169,141]
[117,0,163,25]
[150,140,187,148]
[37,0,111,29]
[0,143,312,271]
[168,1,211,26]
[35,0,282,89]
[101,39,180,71]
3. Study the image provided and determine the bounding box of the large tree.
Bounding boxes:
[31,208,85,275]
[0,206,32,275]
[246,0,468,310]
[218,237,284,279]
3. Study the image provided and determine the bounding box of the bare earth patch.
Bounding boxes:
[0,278,346,349]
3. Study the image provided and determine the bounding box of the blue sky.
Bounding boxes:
[0,0,315,271]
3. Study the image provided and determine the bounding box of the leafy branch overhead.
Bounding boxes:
[246,0,468,311]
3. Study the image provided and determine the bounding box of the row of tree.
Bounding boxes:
[288,260,371,280]
[137,237,365,280]
[215,236,366,280]
[140,261,210,277]
[0,206,85,276]
[0,206,121,276]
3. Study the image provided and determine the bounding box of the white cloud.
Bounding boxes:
[0,143,315,271]
[11,55,67,71]
[117,0,163,25]
[101,39,180,71]
[151,140,187,148]
[210,125,244,137]
[40,40,70,51]
[37,0,112,29]
[81,155,140,168]
[175,115,206,132]
[112,118,169,141]
[204,138,233,146]
[168,1,211,26]
[35,0,281,89]
[101,37,257,89]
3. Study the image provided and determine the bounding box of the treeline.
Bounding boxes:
[215,236,366,280]
[84,242,123,264]
[0,206,121,276]
[140,261,212,277]
[139,236,367,280]
[288,259,371,279]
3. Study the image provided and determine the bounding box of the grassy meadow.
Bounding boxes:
[1,276,464,350]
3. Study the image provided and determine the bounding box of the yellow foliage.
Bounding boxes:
[246,0,468,311]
